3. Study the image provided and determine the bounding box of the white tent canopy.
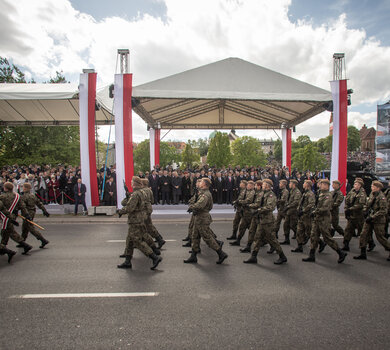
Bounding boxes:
[132,57,332,129]
[0,83,113,126]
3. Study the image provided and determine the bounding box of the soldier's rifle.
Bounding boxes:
[18,214,45,230]
[364,196,377,223]
[345,190,358,220]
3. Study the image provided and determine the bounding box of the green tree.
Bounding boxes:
[0,57,27,83]
[48,71,68,84]
[231,136,267,167]
[348,125,361,152]
[315,135,332,153]
[274,139,282,161]
[292,143,327,172]
[181,141,199,167]
[133,140,180,172]
[294,135,312,149]
[196,138,209,157]
[207,132,232,167]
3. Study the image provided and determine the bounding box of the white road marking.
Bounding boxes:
[106,239,176,243]
[9,292,159,299]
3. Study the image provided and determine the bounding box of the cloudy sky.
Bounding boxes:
[1,0,389,143]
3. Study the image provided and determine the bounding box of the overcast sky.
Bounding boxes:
[1,0,389,143]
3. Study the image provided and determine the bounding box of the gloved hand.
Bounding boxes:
[43,210,50,217]
[25,215,32,221]
[116,209,123,218]
[10,219,19,226]
[187,208,193,213]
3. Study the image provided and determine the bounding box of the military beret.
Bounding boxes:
[304,180,313,186]
[319,179,330,185]
[372,180,383,189]
[241,180,247,184]
[132,176,143,187]
[332,180,341,185]
[202,178,212,186]
[141,178,149,186]
[247,180,255,185]
[23,182,32,190]
[354,178,364,186]
[3,182,14,191]
[290,179,298,185]
[255,180,263,185]
[263,179,273,187]
[279,179,287,185]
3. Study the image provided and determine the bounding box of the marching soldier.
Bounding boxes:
[342,178,367,251]
[240,180,263,253]
[230,181,256,246]
[302,179,347,264]
[117,176,162,270]
[244,179,287,265]
[291,180,315,253]
[0,182,33,255]
[184,178,228,264]
[281,179,302,245]
[330,180,345,237]
[227,180,247,240]
[383,186,390,239]
[0,199,19,263]
[274,179,289,239]
[19,182,50,248]
[140,178,166,249]
[183,179,202,248]
[354,181,390,261]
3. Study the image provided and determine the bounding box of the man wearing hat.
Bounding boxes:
[302,179,347,263]
[343,178,367,251]
[291,180,315,253]
[274,179,289,240]
[184,177,228,264]
[330,180,345,237]
[244,178,287,265]
[227,180,247,241]
[230,180,256,247]
[282,179,302,245]
[354,180,390,261]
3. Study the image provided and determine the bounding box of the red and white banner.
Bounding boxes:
[330,79,348,194]
[114,73,134,208]
[79,72,99,208]
[282,127,292,171]
[149,127,160,170]
[0,192,20,229]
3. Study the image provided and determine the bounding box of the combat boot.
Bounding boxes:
[337,249,347,263]
[0,247,17,264]
[367,241,376,252]
[216,249,228,264]
[39,238,49,249]
[227,231,237,240]
[152,246,161,256]
[157,235,166,249]
[267,246,275,254]
[341,241,350,252]
[119,254,126,258]
[150,253,162,270]
[291,244,303,253]
[292,233,297,240]
[330,228,336,237]
[217,240,224,248]
[182,241,191,247]
[117,257,132,269]
[20,241,32,255]
[387,253,390,261]
[274,251,287,265]
[319,239,327,253]
[188,248,201,254]
[353,247,367,260]
[229,239,240,246]
[244,251,258,264]
[240,244,251,253]
[182,236,190,241]
[184,251,198,264]
[302,249,315,262]
[302,235,310,246]
[280,236,290,245]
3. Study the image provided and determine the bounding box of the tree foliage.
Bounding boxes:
[315,135,332,153]
[207,132,232,168]
[48,71,68,84]
[347,125,361,152]
[292,143,327,172]
[231,136,266,167]
[0,57,28,83]
[181,141,200,167]
[274,139,282,161]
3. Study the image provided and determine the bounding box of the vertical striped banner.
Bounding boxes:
[330,80,348,195]
[79,72,99,207]
[149,128,155,171]
[114,73,134,209]
[282,127,292,171]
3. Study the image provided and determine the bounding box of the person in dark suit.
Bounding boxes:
[171,171,182,205]
[181,172,191,204]
[74,178,87,215]
[159,170,171,205]
[214,172,225,204]
[271,169,281,197]
[225,172,234,204]
[148,170,160,204]
[103,176,116,206]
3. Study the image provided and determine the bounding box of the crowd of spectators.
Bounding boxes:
[322,151,375,171]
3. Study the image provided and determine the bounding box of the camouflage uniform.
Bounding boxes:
[21,192,48,242]
[190,189,221,253]
[295,189,315,246]
[274,187,289,238]
[330,189,345,236]
[234,188,256,243]
[384,188,390,237]
[344,188,366,244]
[230,187,246,239]
[0,200,16,258]
[283,187,302,242]
[247,189,263,247]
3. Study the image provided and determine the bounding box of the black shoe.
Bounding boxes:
[229,240,240,246]
[302,236,310,246]
[227,234,237,240]
[267,247,275,254]
[217,240,224,248]
[341,241,349,252]
[182,236,190,241]
[353,248,367,260]
[302,249,315,262]
[244,254,257,264]
[16,243,24,248]
[337,250,347,263]
[22,243,32,255]
[184,252,198,264]
[330,228,336,237]
[182,242,191,247]
[319,240,327,253]
[240,245,251,253]
[216,250,228,264]
[7,249,16,264]
[274,252,287,265]
[150,254,162,270]
[157,238,166,249]
[280,240,290,245]
[119,254,126,258]
[291,245,303,253]
[152,247,161,256]
[117,258,132,269]
[39,239,49,249]
[367,242,376,252]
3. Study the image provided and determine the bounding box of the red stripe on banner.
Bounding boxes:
[286,128,292,171]
[155,128,160,166]
[122,74,134,191]
[338,80,348,195]
[87,73,99,206]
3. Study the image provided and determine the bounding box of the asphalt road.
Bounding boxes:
[1,219,390,350]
